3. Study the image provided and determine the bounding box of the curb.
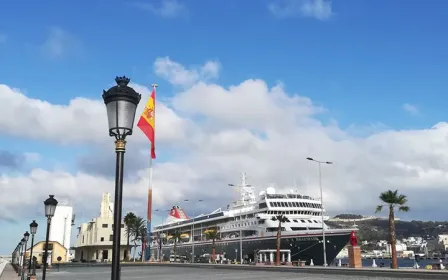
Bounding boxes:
[56,262,448,279]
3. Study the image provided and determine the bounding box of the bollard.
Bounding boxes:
[337,259,342,267]
[372,259,377,268]
[310,259,314,266]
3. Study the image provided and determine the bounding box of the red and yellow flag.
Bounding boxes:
[137,89,156,159]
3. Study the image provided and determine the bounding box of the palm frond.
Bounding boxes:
[398,206,410,212]
[375,205,383,213]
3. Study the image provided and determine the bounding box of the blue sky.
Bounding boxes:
[1,0,448,254]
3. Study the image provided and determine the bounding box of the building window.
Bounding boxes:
[82,236,85,243]
[102,224,108,228]
[109,235,113,241]
[100,237,104,242]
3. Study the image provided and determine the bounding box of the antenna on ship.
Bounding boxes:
[228,172,256,206]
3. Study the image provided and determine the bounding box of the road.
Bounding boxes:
[41,265,430,280]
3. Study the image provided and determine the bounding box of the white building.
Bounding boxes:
[74,193,129,262]
[49,202,74,262]
[438,234,448,249]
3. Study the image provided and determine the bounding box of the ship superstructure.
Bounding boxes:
[150,173,355,265]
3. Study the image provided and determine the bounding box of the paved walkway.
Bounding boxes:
[0,264,19,280]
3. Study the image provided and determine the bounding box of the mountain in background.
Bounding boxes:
[328,214,448,241]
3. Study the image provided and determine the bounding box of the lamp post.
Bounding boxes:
[28,220,38,274]
[183,199,203,263]
[103,76,141,280]
[15,243,21,266]
[18,238,25,276]
[20,232,29,280]
[306,157,332,267]
[42,195,58,280]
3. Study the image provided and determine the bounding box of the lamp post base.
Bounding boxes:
[348,246,362,268]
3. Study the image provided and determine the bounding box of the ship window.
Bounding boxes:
[300,220,306,223]
[287,202,292,207]
[299,203,304,207]
[314,220,318,223]
[293,220,298,222]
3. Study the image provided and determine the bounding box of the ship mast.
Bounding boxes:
[238,173,256,206]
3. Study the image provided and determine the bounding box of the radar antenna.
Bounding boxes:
[228,173,256,206]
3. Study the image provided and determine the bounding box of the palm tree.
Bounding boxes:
[272,214,289,265]
[204,227,219,263]
[171,230,182,262]
[130,217,146,261]
[124,212,137,261]
[375,190,410,269]
[139,225,147,261]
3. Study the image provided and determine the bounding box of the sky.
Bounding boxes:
[1,0,448,254]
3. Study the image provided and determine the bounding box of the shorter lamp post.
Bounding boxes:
[21,232,29,280]
[28,220,38,274]
[15,242,21,266]
[42,195,58,280]
[306,157,332,267]
[18,238,25,276]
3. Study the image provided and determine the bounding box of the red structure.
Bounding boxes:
[349,231,358,246]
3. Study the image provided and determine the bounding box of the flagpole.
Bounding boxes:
[145,83,157,261]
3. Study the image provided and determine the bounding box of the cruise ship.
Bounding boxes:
[150,173,355,265]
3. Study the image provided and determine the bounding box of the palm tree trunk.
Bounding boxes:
[133,241,137,262]
[212,239,216,263]
[389,206,398,269]
[276,221,281,266]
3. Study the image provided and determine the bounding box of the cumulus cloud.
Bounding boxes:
[1,57,448,223]
[154,57,220,87]
[269,0,333,20]
[0,83,187,146]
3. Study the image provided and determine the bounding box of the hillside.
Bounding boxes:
[328,217,448,241]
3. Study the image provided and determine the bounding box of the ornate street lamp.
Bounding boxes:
[15,242,21,265]
[20,232,29,279]
[28,220,38,274]
[102,76,141,280]
[18,238,25,276]
[42,195,58,280]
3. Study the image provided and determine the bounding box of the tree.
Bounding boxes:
[130,217,146,262]
[204,227,219,263]
[124,212,137,261]
[171,230,182,262]
[375,190,410,269]
[272,215,289,265]
[139,225,147,261]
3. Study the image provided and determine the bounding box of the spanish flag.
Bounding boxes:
[137,88,156,159]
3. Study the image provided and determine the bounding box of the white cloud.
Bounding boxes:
[269,0,333,20]
[1,57,448,223]
[131,0,187,18]
[40,27,81,58]
[402,103,420,115]
[154,57,220,87]
[0,83,187,146]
